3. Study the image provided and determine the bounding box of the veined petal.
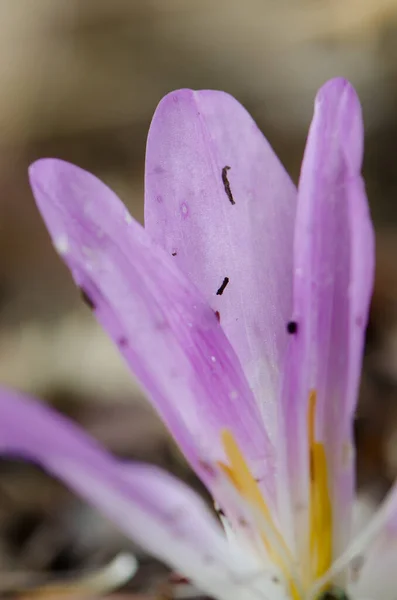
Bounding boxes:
[145,89,296,442]
[29,159,274,498]
[0,387,283,600]
[278,79,374,572]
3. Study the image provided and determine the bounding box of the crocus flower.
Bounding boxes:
[0,77,392,600]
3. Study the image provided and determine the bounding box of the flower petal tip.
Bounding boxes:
[316,77,357,103]
[312,77,363,172]
[153,88,239,119]
[155,88,196,112]
[315,78,361,123]
[29,158,76,207]
[29,157,59,180]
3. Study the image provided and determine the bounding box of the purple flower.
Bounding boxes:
[0,77,391,599]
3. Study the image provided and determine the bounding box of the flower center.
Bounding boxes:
[218,390,333,600]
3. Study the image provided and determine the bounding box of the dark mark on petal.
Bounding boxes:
[216,277,229,296]
[215,310,220,322]
[118,337,128,347]
[216,507,225,517]
[198,460,216,477]
[171,251,177,256]
[287,320,298,334]
[350,555,365,582]
[222,166,235,205]
[168,574,190,585]
[79,287,96,310]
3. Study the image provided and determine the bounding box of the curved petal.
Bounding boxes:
[29,159,274,498]
[0,386,281,600]
[145,89,296,441]
[278,79,374,566]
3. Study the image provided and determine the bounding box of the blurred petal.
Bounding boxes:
[278,79,374,563]
[348,530,397,600]
[29,159,274,497]
[315,488,397,598]
[0,387,284,600]
[2,553,138,597]
[145,89,296,441]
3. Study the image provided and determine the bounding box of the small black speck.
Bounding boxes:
[287,320,298,334]
[171,251,177,256]
[222,166,235,205]
[79,287,96,310]
[216,277,229,296]
[215,310,220,322]
[216,507,225,516]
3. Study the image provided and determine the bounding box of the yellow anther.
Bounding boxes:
[221,430,275,527]
[308,391,333,581]
[219,430,301,600]
[218,395,333,600]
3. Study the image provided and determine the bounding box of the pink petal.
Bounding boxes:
[29,159,274,498]
[278,79,374,560]
[145,89,296,442]
[0,387,268,600]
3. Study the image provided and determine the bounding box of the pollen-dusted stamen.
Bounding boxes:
[219,430,301,600]
[308,391,332,581]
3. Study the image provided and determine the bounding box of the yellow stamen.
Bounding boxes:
[308,391,333,581]
[221,430,279,537]
[219,430,301,600]
[218,394,333,599]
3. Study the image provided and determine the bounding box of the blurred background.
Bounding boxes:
[0,0,397,597]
